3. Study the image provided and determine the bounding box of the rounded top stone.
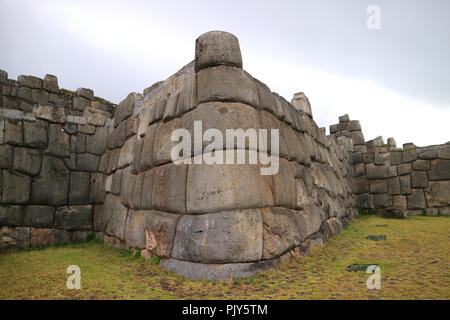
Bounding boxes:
[195,31,242,72]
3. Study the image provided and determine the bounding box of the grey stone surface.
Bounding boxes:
[34,104,66,123]
[437,147,450,159]
[4,119,23,145]
[31,156,69,206]
[388,177,401,195]
[45,124,70,157]
[73,96,90,111]
[0,145,13,168]
[365,163,388,179]
[13,147,42,176]
[0,206,23,226]
[31,228,71,247]
[70,133,86,153]
[412,159,430,171]
[102,195,128,240]
[172,209,263,263]
[370,179,388,194]
[23,206,54,227]
[391,152,403,165]
[411,171,428,188]
[76,88,94,100]
[407,189,427,209]
[197,65,259,107]
[424,181,450,207]
[373,194,393,208]
[90,173,105,204]
[69,172,91,204]
[2,170,31,204]
[55,205,92,230]
[261,207,301,259]
[76,153,100,172]
[143,210,180,257]
[399,175,412,195]
[402,149,417,162]
[43,74,59,93]
[18,75,42,89]
[86,126,108,155]
[355,193,374,209]
[151,163,187,214]
[397,163,412,176]
[0,226,30,250]
[428,159,450,180]
[291,92,312,117]
[195,30,242,71]
[186,150,274,214]
[114,94,135,127]
[160,257,279,281]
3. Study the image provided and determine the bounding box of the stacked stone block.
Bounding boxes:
[0,71,116,249]
[329,114,367,153]
[92,31,356,280]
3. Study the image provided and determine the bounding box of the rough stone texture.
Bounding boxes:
[424,181,450,207]
[172,209,263,263]
[186,151,274,214]
[31,156,69,206]
[195,30,242,71]
[69,172,91,204]
[13,147,42,176]
[2,170,31,204]
[55,205,92,230]
[428,159,450,181]
[144,211,180,257]
[160,257,279,281]
[411,171,428,188]
[0,145,13,168]
[407,189,427,209]
[45,124,70,157]
[0,205,23,226]
[31,228,71,247]
[2,32,450,280]
[23,120,48,149]
[43,74,59,93]
[197,65,259,107]
[261,207,301,259]
[23,206,54,228]
[0,226,30,250]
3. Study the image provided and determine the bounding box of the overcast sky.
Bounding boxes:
[1,0,449,147]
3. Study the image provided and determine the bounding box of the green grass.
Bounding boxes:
[0,214,449,300]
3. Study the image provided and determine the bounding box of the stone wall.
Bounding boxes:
[0,71,116,249]
[1,30,448,280]
[330,115,450,217]
[91,31,357,280]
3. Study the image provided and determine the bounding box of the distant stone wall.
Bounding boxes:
[0,71,116,249]
[330,115,450,217]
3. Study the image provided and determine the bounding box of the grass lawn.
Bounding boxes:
[0,214,449,300]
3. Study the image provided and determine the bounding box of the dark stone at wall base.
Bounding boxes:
[30,228,71,247]
[55,205,93,230]
[160,257,280,281]
[0,206,23,227]
[23,206,54,227]
[0,226,30,250]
